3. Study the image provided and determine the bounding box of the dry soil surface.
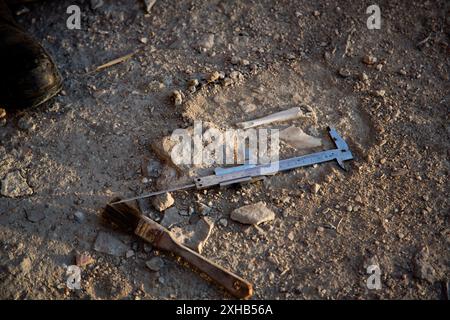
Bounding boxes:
[0,0,449,299]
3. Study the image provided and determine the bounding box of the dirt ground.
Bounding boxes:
[0,0,449,300]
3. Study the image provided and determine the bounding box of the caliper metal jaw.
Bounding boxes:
[327,126,353,170]
[195,127,354,189]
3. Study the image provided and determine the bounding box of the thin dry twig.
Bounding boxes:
[94,52,135,72]
[417,32,433,47]
[342,26,356,58]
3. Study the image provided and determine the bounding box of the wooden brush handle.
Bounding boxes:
[167,238,253,299]
[135,216,253,299]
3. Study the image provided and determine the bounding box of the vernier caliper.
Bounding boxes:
[112,127,353,205]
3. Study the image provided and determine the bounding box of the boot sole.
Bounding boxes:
[27,77,63,108]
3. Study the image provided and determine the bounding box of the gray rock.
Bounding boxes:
[93,232,128,257]
[1,171,33,198]
[151,192,174,212]
[171,217,214,253]
[219,218,228,227]
[196,202,212,216]
[160,207,186,228]
[198,33,215,51]
[144,159,162,178]
[143,243,153,253]
[17,116,36,131]
[146,257,164,272]
[230,202,275,225]
[125,250,135,258]
[25,209,45,223]
[74,211,85,223]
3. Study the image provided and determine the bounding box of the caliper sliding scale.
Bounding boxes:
[112,127,353,205]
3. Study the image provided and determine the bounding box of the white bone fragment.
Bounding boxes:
[236,107,307,130]
[144,0,157,13]
[279,126,322,150]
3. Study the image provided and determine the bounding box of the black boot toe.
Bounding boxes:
[0,1,62,109]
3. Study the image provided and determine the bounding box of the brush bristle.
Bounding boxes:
[102,197,142,232]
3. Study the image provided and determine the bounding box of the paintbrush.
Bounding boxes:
[102,198,253,299]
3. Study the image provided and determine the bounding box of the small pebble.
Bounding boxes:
[219,218,228,227]
[362,54,377,65]
[223,77,233,86]
[74,211,85,223]
[188,79,199,92]
[76,253,94,267]
[172,90,183,106]
[240,58,250,66]
[229,71,243,81]
[198,33,215,51]
[146,257,164,272]
[126,250,135,258]
[151,192,174,212]
[207,71,221,83]
[359,72,369,82]
[338,68,351,78]
[230,56,240,65]
[188,79,199,87]
[375,89,386,97]
[17,116,36,131]
[311,183,321,194]
[196,202,212,216]
[179,209,190,216]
